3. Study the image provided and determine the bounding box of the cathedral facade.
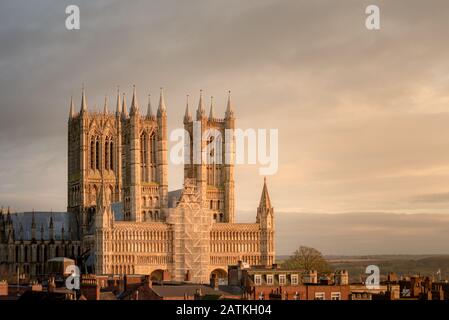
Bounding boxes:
[1,86,275,284]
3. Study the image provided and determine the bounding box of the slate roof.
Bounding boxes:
[4,212,74,241]
[168,189,182,208]
[111,202,124,220]
[1,202,127,242]
[150,284,243,298]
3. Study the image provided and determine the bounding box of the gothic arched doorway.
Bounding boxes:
[150,269,164,281]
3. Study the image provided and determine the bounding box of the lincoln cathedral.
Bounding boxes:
[0,86,275,284]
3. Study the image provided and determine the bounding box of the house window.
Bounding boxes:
[254,274,262,286]
[331,292,341,300]
[279,274,286,285]
[266,274,274,285]
[291,274,299,285]
[315,292,325,300]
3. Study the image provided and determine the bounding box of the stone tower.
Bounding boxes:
[183,90,235,223]
[67,86,169,240]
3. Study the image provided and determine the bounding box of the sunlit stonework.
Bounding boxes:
[1,86,275,284]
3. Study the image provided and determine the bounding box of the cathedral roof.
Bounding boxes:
[148,284,243,299]
[168,189,183,208]
[6,212,73,241]
[85,251,95,267]
[80,85,87,112]
[111,202,124,220]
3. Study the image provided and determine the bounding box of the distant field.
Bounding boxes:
[276,254,449,282]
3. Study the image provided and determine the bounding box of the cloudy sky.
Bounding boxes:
[1,0,449,254]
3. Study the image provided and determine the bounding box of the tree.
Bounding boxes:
[283,246,331,273]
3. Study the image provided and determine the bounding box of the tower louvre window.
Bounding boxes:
[95,140,100,170]
[150,133,157,181]
[105,139,110,170]
[110,141,114,171]
[90,139,95,170]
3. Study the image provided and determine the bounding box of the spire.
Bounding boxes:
[19,223,24,240]
[61,223,65,241]
[40,223,44,241]
[116,86,121,115]
[197,89,205,119]
[68,223,72,241]
[157,87,167,117]
[147,94,154,118]
[31,209,36,241]
[122,93,128,118]
[103,95,108,114]
[49,211,54,240]
[225,90,234,118]
[49,212,54,229]
[6,207,11,224]
[97,170,109,211]
[209,96,214,120]
[69,96,75,119]
[258,177,272,209]
[96,170,114,228]
[31,209,36,228]
[80,83,87,113]
[184,94,191,123]
[130,85,139,115]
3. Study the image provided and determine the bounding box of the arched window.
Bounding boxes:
[140,133,147,181]
[150,133,157,181]
[90,139,95,169]
[110,141,114,171]
[150,133,157,163]
[95,140,100,170]
[105,139,110,170]
[24,246,28,262]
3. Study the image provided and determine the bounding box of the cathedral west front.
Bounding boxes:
[1,86,275,284]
